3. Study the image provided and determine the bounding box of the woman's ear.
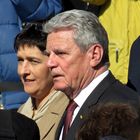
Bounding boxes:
[87,44,103,67]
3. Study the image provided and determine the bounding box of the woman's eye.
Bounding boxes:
[30,59,41,65]
[17,58,23,62]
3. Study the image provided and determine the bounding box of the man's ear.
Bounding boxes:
[87,44,103,67]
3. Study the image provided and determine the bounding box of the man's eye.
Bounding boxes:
[55,51,66,55]
[58,52,64,55]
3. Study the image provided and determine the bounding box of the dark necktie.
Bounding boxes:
[62,100,78,139]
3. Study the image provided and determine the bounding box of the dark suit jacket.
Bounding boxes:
[127,36,140,95]
[0,110,39,140]
[55,71,140,140]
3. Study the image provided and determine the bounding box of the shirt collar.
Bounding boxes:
[74,70,109,107]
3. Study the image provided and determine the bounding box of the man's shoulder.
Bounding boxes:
[112,78,139,95]
[100,79,140,109]
[104,71,139,97]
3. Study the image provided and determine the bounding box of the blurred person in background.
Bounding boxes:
[76,102,140,140]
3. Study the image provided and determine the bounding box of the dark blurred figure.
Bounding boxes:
[0,109,39,140]
[127,36,140,95]
[76,103,140,140]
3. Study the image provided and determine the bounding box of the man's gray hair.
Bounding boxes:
[43,9,109,65]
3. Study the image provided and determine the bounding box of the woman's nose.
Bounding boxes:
[20,61,30,75]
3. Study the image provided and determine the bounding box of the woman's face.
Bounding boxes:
[17,45,53,99]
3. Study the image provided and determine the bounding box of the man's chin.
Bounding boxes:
[53,83,66,91]
[54,84,73,97]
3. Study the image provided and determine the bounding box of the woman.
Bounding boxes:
[14,24,69,140]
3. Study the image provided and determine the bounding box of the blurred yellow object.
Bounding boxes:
[98,0,140,84]
[83,0,140,84]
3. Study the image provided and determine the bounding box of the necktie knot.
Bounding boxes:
[67,100,77,112]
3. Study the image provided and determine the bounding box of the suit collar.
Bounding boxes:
[81,71,116,108]
[75,70,109,108]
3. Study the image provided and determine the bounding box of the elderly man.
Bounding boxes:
[43,9,140,140]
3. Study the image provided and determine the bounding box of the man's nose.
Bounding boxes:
[47,53,58,68]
